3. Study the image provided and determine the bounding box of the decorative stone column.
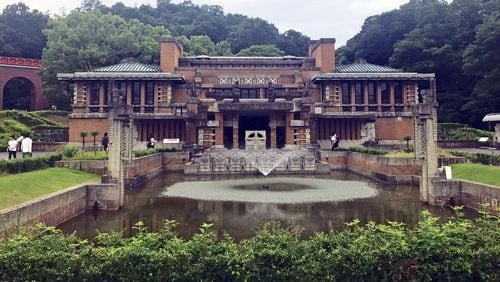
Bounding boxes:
[414,78,439,203]
[106,80,134,209]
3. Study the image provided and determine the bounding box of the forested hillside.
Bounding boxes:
[0,0,498,126]
[338,0,500,126]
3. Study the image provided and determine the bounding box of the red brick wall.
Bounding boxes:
[375,117,413,140]
[69,118,108,142]
[0,65,47,110]
[322,151,421,176]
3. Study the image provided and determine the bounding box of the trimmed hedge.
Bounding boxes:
[0,210,498,281]
[0,153,62,175]
[133,148,177,158]
[450,151,500,166]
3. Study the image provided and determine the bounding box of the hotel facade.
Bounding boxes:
[58,38,435,149]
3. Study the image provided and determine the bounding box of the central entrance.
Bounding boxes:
[238,115,270,149]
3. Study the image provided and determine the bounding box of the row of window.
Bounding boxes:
[88,81,155,105]
[339,82,404,105]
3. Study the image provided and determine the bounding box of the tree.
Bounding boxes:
[462,9,500,126]
[78,0,105,12]
[277,30,310,57]
[41,10,171,110]
[227,18,280,53]
[0,3,49,59]
[91,130,99,153]
[236,45,285,57]
[80,131,88,148]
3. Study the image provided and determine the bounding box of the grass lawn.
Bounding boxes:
[451,163,500,187]
[0,167,99,210]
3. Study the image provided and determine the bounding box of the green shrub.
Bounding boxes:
[0,153,62,175]
[59,145,79,159]
[65,150,108,160]
[0,212,498,281]
[450,151,500,166]
[343,146,387,155]
[133,148,158,158]
[439,123,489,140]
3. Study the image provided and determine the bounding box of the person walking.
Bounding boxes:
[101,132,109,151]
[7,135,18,159]
[330,133,338,151]
[16,135,24,152]
[21,134,33,158]
[147,134,157,149]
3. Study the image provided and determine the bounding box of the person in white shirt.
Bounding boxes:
[21,134,33,158]
[16,135,23,152]
[147,135,157,149]
[330,133,338,151]
[7,135,18,159]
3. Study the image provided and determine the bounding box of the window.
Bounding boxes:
[241,89,258,99]
[114,81,127,104]
[175,107,186,116]
[368,82,376,104]
[381,83,389,104]
[145,82,154,105]
[132,82,141,105]
[90,82,100,105]
[342,82,351,104]
[103,82,108,105]
[355,82,364,104]
[394,82,403,104]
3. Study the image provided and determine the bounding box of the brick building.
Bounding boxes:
[58,38,435,149]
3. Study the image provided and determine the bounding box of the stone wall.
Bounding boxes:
[32,142,67,152]
[430,179,500,212]
[0,182,120,236]
[321,151,421,184]
[56,160,107,175]
[437,140,478,148]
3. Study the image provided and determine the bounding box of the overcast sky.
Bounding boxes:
[0,0,410,46]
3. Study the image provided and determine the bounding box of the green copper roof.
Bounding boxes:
[337,63,400,73]
[94,62,160,72]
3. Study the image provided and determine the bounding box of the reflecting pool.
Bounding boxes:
[59,171,475,240]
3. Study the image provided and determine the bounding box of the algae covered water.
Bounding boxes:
[59,171,474,240]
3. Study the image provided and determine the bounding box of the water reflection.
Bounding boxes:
[58,172,474,240]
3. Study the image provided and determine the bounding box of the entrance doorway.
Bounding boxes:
[277,126,286,148]
[223,126,233,149]
[238,115,270,149]
[2,77,35,110]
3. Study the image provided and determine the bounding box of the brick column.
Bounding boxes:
[215,113,224,146]
[99,82,105,113]
[233,117,239,149]
[126,83,132,106]
[350,83,355,112]
[270,125,277,148]
[389,82,395,112]
[285,112,294,145]
[140,83,145,113]
[363,81,368,112]
[376,82,382,112]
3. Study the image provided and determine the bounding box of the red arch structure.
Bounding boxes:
[0,56,48,110]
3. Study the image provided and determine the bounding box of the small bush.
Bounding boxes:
[347,146,388,156]
[0,153,62,175]
[59,145,79,158]
[0,213,498,281]
[450,151,500,166]
[62,150,108,160]
[133,148,158,158]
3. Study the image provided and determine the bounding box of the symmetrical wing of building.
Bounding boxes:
[58,38,435,149]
